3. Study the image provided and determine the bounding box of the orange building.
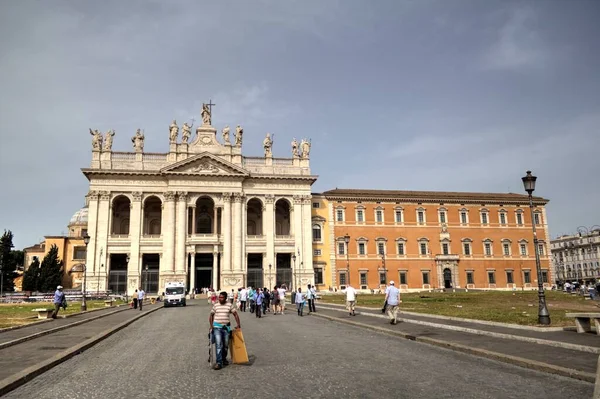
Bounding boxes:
[318,189,551,292]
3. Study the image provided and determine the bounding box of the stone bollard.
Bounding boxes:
[594,355,600,398]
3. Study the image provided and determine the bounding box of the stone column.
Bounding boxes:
[302,195,313,282]
[96,191,111,290]
[162,191,177,273]
[128,192,143,293]
[189,252,196,292]
[222,193,232,271]
[265,195,275,275]
[213,206,218,235]
[232,193,243,272]
[191,205,196,235]
[293,195,303,276]
[213,250,219,289]
[175,192,188,275]
[84,191,99,281]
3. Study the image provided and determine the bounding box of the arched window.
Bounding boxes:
[312,225,322,242]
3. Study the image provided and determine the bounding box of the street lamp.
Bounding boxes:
[344,234,350,285]
[522,170,551,325]
[125,254,130,301]
[381,252,387,286]
[82,233,90,311]
[145,264,149,293]
[291,254,296,290]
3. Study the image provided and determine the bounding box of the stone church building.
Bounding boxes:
[83,107,316,294]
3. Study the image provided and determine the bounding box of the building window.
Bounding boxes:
[481,211,489,225]
[339,273,347,285]
[397,242,405,255]
[420,242,428,255]
[537,244,545,256]
[338,242,345,255]
[336,209,344,222]
[524,271,531,284]
[520,243,527,256]
[312,202,320,208]
[358,242,366,255]
[399,271,407,285]
[314,268,324,284]
[506,271,514,284]
[442,243,449,255]
[466,271,474,285]
[502,242,511,256]
[422,271,430,285]
[312,225,322,242]
[73,246,86,260]
[534,212,541,225]
[314,249,321,256]
[417,210,425,225]
[439,210,447,224]
[357,210,364,223]
[488,271,496,284]
[377,242,385,255]
[516,212,523,226]
[499,212,507,225]
[379,272,386,285]
[463,242,472,256]
[541,270,548,283]
[376,209,383,223]
[395,209,403,223]
[360,272,367,286]
[484,241,492,256]
[460,209,468,224]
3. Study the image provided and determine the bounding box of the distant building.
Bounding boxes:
[551,228,600,283]
[313,189,552,291]
[22,207,88,290]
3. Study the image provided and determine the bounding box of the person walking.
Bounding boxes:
[137,287,145,311]
[295,288,306,316]
[345,284,357,316]
[132,289,138,309]
[51,285,65,319]
[271,286,279,314]
[385,281,401,325]
[306,284,317,314]
[239,287,248,312]
[208,291,241,370]
[277,285,287,315]
[255,288,265,318]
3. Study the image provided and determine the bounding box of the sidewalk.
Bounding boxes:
[0,303,160,386]
[312,304,599,381]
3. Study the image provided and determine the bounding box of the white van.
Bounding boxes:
[164,282,186,307]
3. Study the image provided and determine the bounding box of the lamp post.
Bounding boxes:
[125,254,130,301]
[381,252,387,286]
[269,263,272,289]
[82,233,90,311]
[344,234,350,285]
[291,254,296,290]
[145,264,149,293]
[522,170,551,325]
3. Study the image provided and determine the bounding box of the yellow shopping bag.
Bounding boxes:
[229,328,249,364]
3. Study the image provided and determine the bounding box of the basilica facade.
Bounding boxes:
[83,107,316,295]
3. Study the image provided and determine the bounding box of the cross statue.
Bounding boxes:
[206,99,216,115]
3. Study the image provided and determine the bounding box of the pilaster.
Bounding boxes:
[175,192,188,275]
[189,252,196,292]
[96,191,111,291]
[232,193,243,272]
[162,191,177,273]
[222,193,232,271]
[293,195,303,275]
[128,192,143,293]
[302,195,313,285]
[84,191,99,284]
[265,195,275,276]
[213,250,219,289]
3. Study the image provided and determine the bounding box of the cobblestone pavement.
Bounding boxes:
[5,300,593,399]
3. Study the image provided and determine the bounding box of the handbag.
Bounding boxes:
[381,300,387,314]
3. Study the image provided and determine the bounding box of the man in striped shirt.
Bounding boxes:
[209,291,241,370]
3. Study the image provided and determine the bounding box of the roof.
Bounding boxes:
[321,188,548,205]
[69,206,88,225]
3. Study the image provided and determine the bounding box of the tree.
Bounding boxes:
[0,230,17,294]
[22,258,40,292]
[38,244,64,292]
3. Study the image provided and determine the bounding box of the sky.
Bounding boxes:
[1,0,599,249]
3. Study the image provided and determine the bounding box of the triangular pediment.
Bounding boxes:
[160,153,249,176]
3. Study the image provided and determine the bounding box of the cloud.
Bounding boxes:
[482,7,546,70]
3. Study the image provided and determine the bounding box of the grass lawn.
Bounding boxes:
[318,290,598,327]
[0,300,126,329]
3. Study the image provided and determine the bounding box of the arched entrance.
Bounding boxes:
[443,268,453,289]
[275,198,291,236]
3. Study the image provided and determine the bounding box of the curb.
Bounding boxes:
[0,303,130,334]
[318,305,600,355]
[0,306,132,350]
[311,312,596,383]
[0,306,162,397]
[321,302,565,331]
